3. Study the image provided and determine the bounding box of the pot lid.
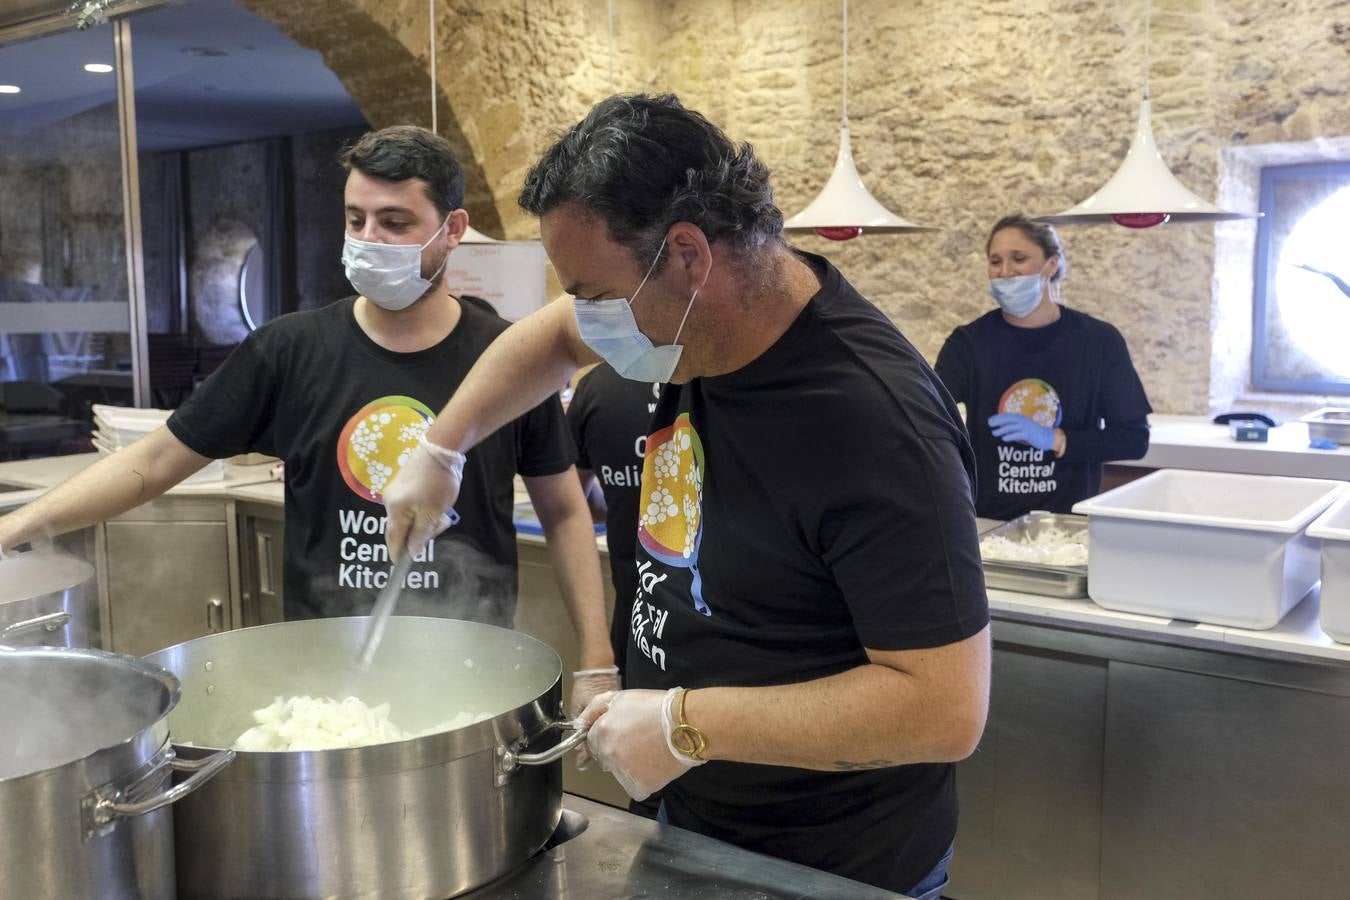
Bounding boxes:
[0,551,95,605]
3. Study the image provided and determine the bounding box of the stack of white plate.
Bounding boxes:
[91,404,225,483]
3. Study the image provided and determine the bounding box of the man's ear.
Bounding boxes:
[444,209,471,249]
[666,221,712,289]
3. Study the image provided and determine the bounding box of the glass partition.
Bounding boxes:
[0,0,367,460]
[129,0,366,405]
[0,21,134,460]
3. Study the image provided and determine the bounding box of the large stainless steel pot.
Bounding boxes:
[144,616,582,900]
[0,550,97,647]
[0,646,235,899]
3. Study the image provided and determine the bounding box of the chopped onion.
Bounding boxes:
[980,526,1089,567]
[233,696,492,751]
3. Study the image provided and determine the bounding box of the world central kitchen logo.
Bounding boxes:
[337,395,435,503]
[334,395,440,590]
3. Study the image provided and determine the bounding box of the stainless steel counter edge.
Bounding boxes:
[0,452,280,510]
[988,584,1350,668]
[464,794,911,899]
[1114,414,1350,479]
[6,454,1350,667]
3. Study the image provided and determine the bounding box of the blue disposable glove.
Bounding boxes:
[988,413,1056,451]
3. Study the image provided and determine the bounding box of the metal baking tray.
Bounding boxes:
[1302,408,1350,445]
[979,512,1089,598]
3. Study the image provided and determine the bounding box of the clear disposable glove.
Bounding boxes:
[576,687,705,802]
[382,436,466,559]
[571,666,621,717]
[570,666,621,769]
[987,413,1056,452]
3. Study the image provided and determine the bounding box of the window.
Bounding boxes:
[1252,162,1350,395]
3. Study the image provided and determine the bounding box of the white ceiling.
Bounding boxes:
[0,0,367,151]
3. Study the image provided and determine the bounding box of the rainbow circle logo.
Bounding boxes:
[998,378,1063,428]
[638,414,704,564]
[636,413,712,615]
[337,395,436,503]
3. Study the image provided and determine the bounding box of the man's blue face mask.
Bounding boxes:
[572,236,703,383]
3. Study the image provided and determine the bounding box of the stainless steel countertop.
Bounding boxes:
[464,795,910,899]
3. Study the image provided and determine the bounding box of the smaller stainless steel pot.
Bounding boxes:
[0,646,234,899]
[0,550,97,648]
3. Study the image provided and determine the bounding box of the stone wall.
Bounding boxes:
[248,0,1350,413]
[0,101,127,306]
[288,125,371,312]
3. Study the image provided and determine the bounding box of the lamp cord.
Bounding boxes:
[841,0,849,127]
[429,0,438,133]
[1143,0,1152,100]
[608,0,616,93]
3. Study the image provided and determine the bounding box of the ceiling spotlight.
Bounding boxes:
[84,63,113,73]
[0,85,21,94]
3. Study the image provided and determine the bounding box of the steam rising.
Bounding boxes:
[0,650,170,779]
[295,538,518,628]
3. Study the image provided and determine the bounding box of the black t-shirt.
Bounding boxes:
[566,363,659,674]
[934,308,1152,520]
[625,253,989,893]
[168,297,573,623]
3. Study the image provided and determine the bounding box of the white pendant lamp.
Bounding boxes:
[784,0,935,240]
[1037,1,1257,228]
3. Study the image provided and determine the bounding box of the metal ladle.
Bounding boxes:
[354,552,413,671]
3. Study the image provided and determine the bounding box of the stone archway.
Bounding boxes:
[239,0,506,237]
[238,0,669,242]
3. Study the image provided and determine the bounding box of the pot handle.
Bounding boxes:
[87,746,236,834]
[499,720,589,771]
[1,610,71,641]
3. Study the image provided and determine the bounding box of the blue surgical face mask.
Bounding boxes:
[572,236,701,383]
[342,217,449,311]
[989,273,1045,318]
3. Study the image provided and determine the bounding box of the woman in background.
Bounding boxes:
[935,214,1152,520]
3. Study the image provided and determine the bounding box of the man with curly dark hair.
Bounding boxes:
[385,94,990,898]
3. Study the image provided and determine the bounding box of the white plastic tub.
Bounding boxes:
[1071,469,1347,629]
[1308,494,1350,643]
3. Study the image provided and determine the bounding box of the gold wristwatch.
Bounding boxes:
[669,688,707,761]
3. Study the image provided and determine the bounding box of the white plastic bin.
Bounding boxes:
[1308,494,1350,643]
[1071,469,1347,629]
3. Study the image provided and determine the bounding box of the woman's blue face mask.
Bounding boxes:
[988,273,1045,318]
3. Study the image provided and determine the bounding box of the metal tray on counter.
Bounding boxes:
[1303,408,1350,445]
[979,512,1089,599]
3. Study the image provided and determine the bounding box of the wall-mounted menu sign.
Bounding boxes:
[443,241,548,322]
